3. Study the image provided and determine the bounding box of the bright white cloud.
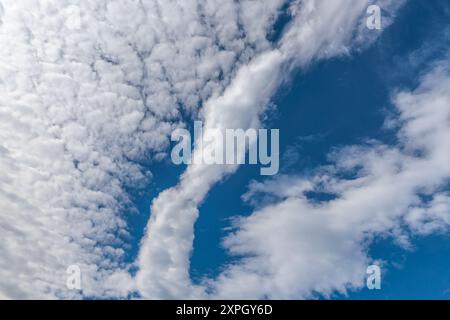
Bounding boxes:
[0,0,423,300]
[0,0,287,298]
[210,58,450,299]
[136,0,402,299]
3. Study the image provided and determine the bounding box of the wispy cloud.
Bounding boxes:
[210,58,450,298]
[136,0,402,299]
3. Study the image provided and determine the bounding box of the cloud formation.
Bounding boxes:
[0,0,286,298]
[210,58,450,298]
[136,0,402,298]
[2,0,434,300]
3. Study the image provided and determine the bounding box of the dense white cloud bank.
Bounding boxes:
[0,0,287,298]
[136,0,405,298]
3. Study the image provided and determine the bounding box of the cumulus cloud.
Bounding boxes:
[0,0,287,298]
[210,58,450,298]
[136,0,402,298]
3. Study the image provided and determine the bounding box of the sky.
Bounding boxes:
[188,1,450,299]
[0,0,449,299]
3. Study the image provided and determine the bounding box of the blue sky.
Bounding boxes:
[1,0,450,299]
[135,0,450,299]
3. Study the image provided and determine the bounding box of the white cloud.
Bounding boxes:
[0,0,287,298]
[0,0,419,299]
[209,58,450,298]
[136,0,402,298]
